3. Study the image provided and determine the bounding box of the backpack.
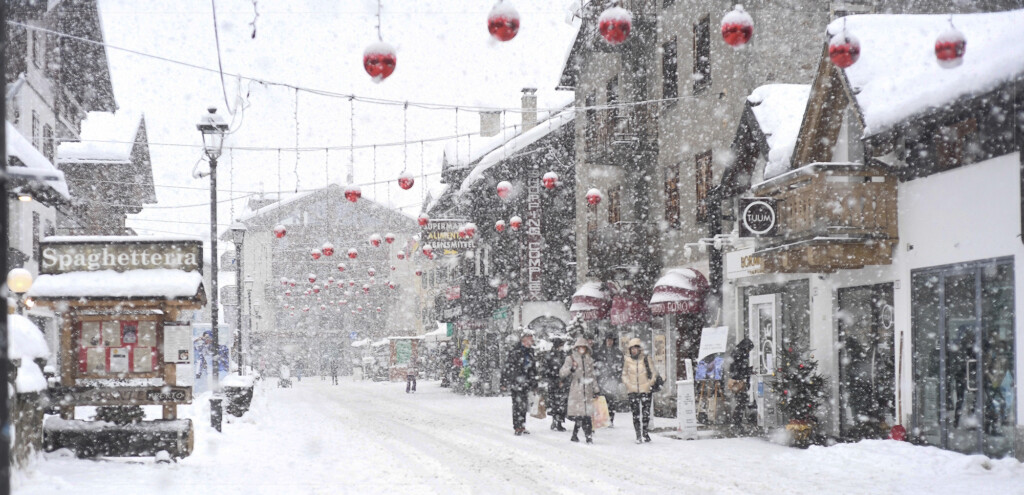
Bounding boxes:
[645,356,665,393]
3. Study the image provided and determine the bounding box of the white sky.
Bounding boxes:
[96,0,580,254]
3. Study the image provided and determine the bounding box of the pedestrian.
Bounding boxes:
[406,362,418,394]
[295,361,304,382]
[622,338,659,444]
[500,330,538,436]
[594,333,624,428]
[545,336,569,431]
[330,359,339,385]
[559,336,600,444]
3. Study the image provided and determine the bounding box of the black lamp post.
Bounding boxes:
[197,107,229,432]
[243,275,254,377]
[230,222,247,376]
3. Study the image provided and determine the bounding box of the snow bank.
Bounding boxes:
[5,122,70,198]
[220,375,256,388]
[8,315,50,393]
[747,84,811,180]
[28,269,203,299]
[831,9,1024,135]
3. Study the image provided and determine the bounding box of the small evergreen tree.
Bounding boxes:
[772,344,827,445]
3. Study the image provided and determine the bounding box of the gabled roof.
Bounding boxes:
[54,0,116,112]
[56,112,157,205]
[5,121,70,200]
[234,183,416,228]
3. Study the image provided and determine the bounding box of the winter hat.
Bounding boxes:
[627,338,643,351]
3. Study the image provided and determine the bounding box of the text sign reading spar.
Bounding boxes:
[40,239,203,274]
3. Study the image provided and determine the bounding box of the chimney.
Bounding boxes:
[521,87,537,132]
[480,111,500,137]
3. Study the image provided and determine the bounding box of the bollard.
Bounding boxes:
[210,397,223,432]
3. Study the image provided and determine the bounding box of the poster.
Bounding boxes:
[697,326,729,361]
[653,334,667,376]
[395,340,412,365]
[164,323,193,364]
[109,348,130,373]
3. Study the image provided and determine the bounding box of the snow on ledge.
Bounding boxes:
[8,314,50,393]
[747,84,811,181]
[27,269,203,300]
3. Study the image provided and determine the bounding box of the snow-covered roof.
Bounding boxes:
[832,9,1024,136]
[747,85,811,180]
[459,107,575,192]
[8,314,50,393]
[44,234,201,243]
[27,269,204,300]
[5,122,70,199]
[57,111,142,164]
[236,189,317,222]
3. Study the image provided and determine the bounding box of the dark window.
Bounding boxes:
[608,187,621,224]
[695,151,712,222]
[32,212,41,259]
[693,16,711,95]
[935,118,977,172]
[663,0,677,7]
[584,93,597,151]
[31,111,40,150]
[664,163,680,228]
[31,30,44,69]
[42,124,54,163]
[662,37,678,100]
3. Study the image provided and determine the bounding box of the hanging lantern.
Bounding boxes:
[509,216,522,231]
[308,273,317,284]
[273,224,287,238]
[344,185,362,203]
[363,284,370,294]
[586,188,603,206]
[422,244,434,257]
[496,181,513,199]
[720,4,754,47]
[397,172,415,190]
[348,248,358,259]
[363,42,397,82]
[542,172,558,190]
[598,6,632,45]
[828,32,860,69]
[464,223,477,238]
[321,243,335,256]
[495,220,506,232]
[281,277,289,286]
[368,268,376,277]
[369,234,382,247]
[418,213,430,227]
[384,233,396,244]
[310,248,322,260]
[935,26,966,69]
[337,263,346,273]
[397,252,406,260]
[388,282,396,289]
[487,1,520,42]
[415,269,423,276]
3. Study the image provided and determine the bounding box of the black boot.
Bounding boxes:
[555,416,567,432]
[571,421,580,442]
[584,418,594,444]
[643,432,652,443]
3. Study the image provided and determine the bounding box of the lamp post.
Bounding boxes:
[243,275,254,377]
[7,268,33,315]
[197,107,229,432]
[230,222,247,376]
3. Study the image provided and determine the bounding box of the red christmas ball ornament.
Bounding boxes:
[369,277,376,285]
[363,42,397,82]
[328,277,335,284]
[487,1,520,42]
[376,307,382,313]
[367,268,376,277]
[369,234,382,247]
[357,306,363,312]
[320,304,327,311]
[397,252,406,260]
[281,277,289,286]
[303,306,310,312]
[321,242,335,257]
[384,233,396,244]
[273,224,287,238]
[313,286,320,294]
[349,280,356,287]
[495,220,506,232]
[344,185,362,203]
[337,263,346,273]
[542,171,558,190]
[340,300,347,306]
[598,6,632,45]
[457,225,467,239]
[308,273,317,284]
[496,180,513,199]
[828,32,860,69]
[415,269,423,277]
[418,213,430,227]
[289,280,296,287]
[464,223,477,238]
[397,172,415,190]
[348,248,358,259]
[388,282,396,289]
[720,4,754,47]
[935,26,966,69]
[391,265,397,271]
[889,425,907,441]
[422,244,434,257]
[337,282,345,289]
[586,188,603,206]
[303,289,310,296]
[509,216,522,231]
[285,290,292,297]
[323,282,331,291]
[310,248,322,260]
[363,284,370,294]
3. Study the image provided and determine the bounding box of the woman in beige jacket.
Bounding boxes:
[621,338,658,443]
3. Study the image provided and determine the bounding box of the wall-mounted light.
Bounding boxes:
[17,193,32,202]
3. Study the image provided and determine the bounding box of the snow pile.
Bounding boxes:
[5,122,70,198]
[56,111,141,164]
[8,314,50,393]
[831,9,1024,135]
[28,269,203,299]
[747,84,811,180]
[220,374,256,388]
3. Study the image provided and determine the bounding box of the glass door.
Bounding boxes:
[748,294,778,376]
[837,284,895,440]
[911,259,1016,458]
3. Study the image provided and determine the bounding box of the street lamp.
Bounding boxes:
[243,275,254,378]
[7,268,33,314]
[230,222,247,376]
[197,107,229,432]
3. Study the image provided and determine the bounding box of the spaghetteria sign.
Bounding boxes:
[40,238,203,274]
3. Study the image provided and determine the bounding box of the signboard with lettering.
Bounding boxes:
[54,386,193,406]
[40,239,202,274]
[423,219,473,255]
[738,198,778,237]
[164,323,193,364]
[525,169,543,301]
[726,247,765,280]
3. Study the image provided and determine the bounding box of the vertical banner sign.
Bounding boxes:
[526,169,543,301]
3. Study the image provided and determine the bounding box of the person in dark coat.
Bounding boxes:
[329,359,339,385]
[729,337,754,426]
[545,336,570,431]
[500,331,538,436]
[560,337,600,443]
[594,334,624,427]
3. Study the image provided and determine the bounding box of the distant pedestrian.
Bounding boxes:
[560,337,599,444]
[295,361,304,382]
[545,336,569,431]
[330,359,339,385]
[406,363,418,393]
[622,338,659,444]
[500,330,538,436]
[594,334,624,427]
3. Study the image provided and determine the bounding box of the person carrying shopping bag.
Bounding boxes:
[559,337,600,444]
[622,338,659,444]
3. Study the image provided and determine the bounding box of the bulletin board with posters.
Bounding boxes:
[77,316,162,378]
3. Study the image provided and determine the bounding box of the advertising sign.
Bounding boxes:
[55,386,193,406]
[164,323,193,364]
[424,219,473,255]
[525,169,543,301]
[697,326,730,361]
[40,239,202,274]
[738,198,778,237]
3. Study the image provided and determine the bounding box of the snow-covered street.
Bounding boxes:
[14,379,1024,495]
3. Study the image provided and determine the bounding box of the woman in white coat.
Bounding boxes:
[559,337,600,443]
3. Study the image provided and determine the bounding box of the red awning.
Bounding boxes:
[570,282,610,321]
[610,293,651,325]
[649,268,709,316]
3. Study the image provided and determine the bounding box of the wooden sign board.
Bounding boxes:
[40,239,202,274]
[54,386,192,406]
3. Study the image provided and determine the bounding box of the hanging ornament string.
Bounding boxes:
[229,146,235,220]
[376,0,383,41]
[324,148,329,186]
[294,88,301,192]
[348,97,355,185]
[420,140,425,203]
[454,106,459,163]
[372,144,377,200]
[402,102,408,173]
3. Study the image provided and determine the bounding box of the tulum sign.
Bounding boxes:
[40,238,203,274]
[738,198,778,237]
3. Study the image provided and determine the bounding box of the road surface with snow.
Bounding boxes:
[14,379,1024,494]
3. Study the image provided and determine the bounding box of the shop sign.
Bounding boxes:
[726,247,765,279]
[492,307,509,320]
[40,239,202,274]
[424,219,473,255]
[738,198,778,237]
[525,169,543,301]
[497,283,509,300]
[57,386,192,406]
[446,285,461,300]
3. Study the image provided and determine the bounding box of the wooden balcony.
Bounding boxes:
[749,162,897,273]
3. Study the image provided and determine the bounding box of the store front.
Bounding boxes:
[837,283,896,439]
